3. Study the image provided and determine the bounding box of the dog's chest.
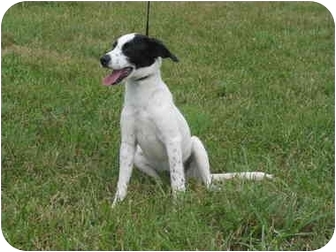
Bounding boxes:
[135,108,157,137]
[133,107,167,160]
[123,80,176,161]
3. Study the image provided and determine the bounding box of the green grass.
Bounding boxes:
[1,2,334,250]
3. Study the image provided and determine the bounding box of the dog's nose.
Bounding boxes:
[100,54,111,67]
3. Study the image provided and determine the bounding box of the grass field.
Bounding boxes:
[1,2,334,250]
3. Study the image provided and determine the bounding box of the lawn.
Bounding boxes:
[1,2,334,250]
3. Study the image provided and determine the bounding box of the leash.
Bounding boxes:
[145,1,151,36]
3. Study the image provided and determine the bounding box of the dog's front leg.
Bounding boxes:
[166,138,186,195]
[112,142,135,207]
[112,107,136,207]
[153,105,186,197]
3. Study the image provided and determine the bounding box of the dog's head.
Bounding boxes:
[100,33,178,86]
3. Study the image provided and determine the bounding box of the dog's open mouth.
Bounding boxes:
[102,67,133,86]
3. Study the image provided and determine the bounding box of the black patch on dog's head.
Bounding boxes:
[122,34,178,69]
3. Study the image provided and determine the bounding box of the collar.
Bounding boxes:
[135,74,152,82]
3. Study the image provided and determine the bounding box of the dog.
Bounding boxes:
[100,33,272,206]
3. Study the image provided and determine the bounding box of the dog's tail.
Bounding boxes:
[211,172,273,181]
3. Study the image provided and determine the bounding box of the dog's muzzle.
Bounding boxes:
[100,54,111,68]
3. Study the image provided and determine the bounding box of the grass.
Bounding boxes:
[1,2,334,250]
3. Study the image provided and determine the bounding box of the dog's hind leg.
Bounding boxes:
[134,146,161,180]
[186,136,212,187]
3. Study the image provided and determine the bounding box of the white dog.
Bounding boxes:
[100,33,272,206]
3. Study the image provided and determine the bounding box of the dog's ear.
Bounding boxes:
[150,38,179,62]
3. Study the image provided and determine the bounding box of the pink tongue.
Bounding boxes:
[102,69,124,86]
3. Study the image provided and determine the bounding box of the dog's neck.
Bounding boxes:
[127,70,162,90]
[124,69,165,106]
[124,58,171,107]
[127,59,162,86]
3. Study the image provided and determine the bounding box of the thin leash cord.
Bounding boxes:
[145,1,151,36]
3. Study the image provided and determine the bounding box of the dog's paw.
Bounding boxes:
[111,188,127,208]
[111,197,119,208]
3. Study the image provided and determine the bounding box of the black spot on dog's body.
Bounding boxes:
[122,34,179,69]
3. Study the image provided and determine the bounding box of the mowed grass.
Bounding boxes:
[1,2,334,250]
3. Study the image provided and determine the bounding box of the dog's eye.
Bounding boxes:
[122,42,130,51]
